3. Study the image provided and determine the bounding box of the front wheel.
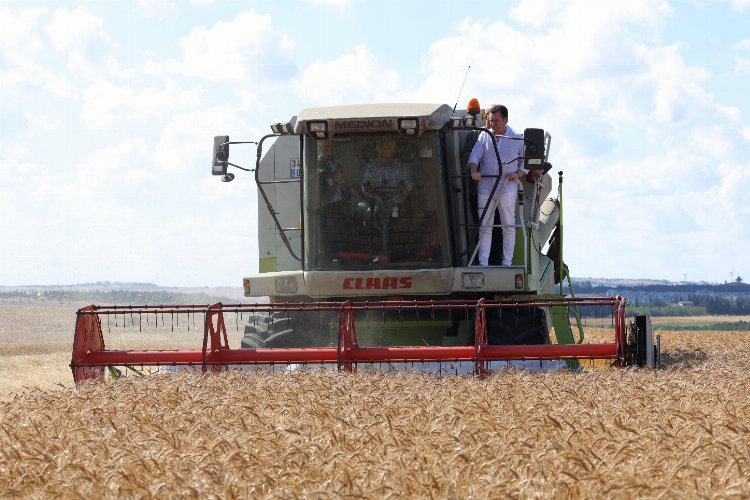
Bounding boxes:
[241,311,338,348]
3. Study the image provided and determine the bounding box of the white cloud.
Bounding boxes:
[0,144,42,212]
[80,80,132,127]
[421,3,710,145]
[638,43,712,124]
[305,0,351,7]
[510,0,567,29]
[0,5,275,285]
[152,105,253,172]
[735,60,750,75]
[165,10,296,84]
[417,1,749,281]
[0,7,74,98]
[1,59,75,99]
[416,10,660,115]
[731,0,750,11]
[565,0,672,28]
[62,138,152,207]
[0,6,48,54]
[1,137,153,284]
[135,0,216,14]
[80,79,201,128]
[135,0,177,16]
[44,6,110,52]
[39,6,116,81]
[296,45,401,105]
[733,39,750,75]
[22,112,62,131]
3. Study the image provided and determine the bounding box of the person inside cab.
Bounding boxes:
[318,140,344,205]
[360,137,414,259]
[316,140,350,265]
[361,137,413,211]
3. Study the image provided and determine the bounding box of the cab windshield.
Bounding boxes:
[303,132,451,271]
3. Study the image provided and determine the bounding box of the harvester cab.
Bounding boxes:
[70,101,658,384]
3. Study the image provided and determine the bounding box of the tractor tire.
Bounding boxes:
[486,307,548,345]
[241,313,295,348]
[240,311,337,348]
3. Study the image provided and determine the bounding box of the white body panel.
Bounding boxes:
[257,134,303,272]
[243,266,533,298]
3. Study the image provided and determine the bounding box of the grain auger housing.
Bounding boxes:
[71,101,658,382]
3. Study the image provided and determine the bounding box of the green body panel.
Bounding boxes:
[550,305,575,344]
[259,257,277,273]
[511,227,525,267]
[550,305,580,370]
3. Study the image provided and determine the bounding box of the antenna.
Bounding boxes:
[682,273,687,283]
[730,267,735,282]
[452,65,471,114]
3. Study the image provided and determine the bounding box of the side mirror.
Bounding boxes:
[523,128,545,169]
[212,135,230,176]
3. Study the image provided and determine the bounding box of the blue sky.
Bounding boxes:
[1,0,749,286]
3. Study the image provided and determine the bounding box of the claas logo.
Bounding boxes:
[343,277,413,290]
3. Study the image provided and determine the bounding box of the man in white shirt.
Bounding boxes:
[467,104,527,266]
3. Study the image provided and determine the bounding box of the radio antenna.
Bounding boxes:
[452,65,471,114]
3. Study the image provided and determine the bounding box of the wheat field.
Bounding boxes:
[1,304,749,497]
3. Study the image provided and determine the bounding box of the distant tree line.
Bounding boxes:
[574,302,705,319]
[688,294,750,315]
[0,289,237,305]
[567,279,750,317]
[572,295,750,318]
[627,303,706,317]
[569,280,750,295]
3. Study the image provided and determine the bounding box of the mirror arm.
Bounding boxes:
[228,162,253,172]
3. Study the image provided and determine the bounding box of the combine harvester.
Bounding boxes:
[71,101,659,383]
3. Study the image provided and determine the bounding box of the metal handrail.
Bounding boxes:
[466,179,529,273]
[254,133,303,262]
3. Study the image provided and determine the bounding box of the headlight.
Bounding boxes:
[399,118,418,136]
[462,272,485,289]
[308,121,328,138]
[275,276,298,293]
